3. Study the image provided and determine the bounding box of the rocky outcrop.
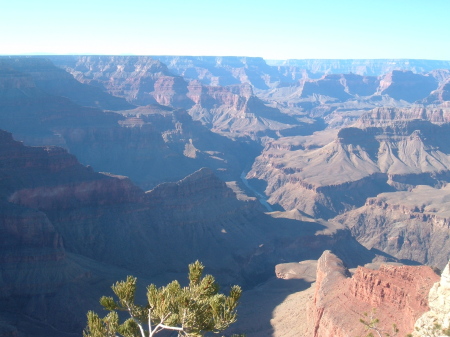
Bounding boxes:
[248,120,450,218]
[425,77,450,104]
[1,129,387,336]
[48,55,171,106]
[151,55,292,89]
[356,106,450,127]
[268,59,450,77]
[0,57,132,110]
[0,59,258,189]
[152,75,193,108]
[308,251,439,337]
[188,83,302,140]
[378,70,439,102]
[0,58,124,147]
[297,74,379,101]
[413,260,450,336]
[334,184,450,269]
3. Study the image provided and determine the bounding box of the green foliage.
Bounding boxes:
[84,261,243,337]
[358,308,450,337]
[357,309,400,337]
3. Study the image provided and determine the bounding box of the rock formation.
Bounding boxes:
[378,70,439,103]
[188,82,304,140]
[355,106,450,127]
[0,57,132,110]
[296,73,379,101]
[334,184,450,269]
[248,118,450,218]
[48,55,172,106]
[0,57,260,189]
[267,59,450,77]
[307,251,439,337]
[3,55,450,337]
[425,77,450,104]
[413,260,450,336]
[0,129,383,336]
[151,55,293,89]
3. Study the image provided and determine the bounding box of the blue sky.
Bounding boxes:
[1,0,449,60]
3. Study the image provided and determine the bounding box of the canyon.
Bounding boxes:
[1,55,450,336]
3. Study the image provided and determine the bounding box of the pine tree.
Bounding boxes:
[83,261,244,337]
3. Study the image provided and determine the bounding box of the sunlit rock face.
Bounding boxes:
[307,251,438,337]
[413,261,450,336]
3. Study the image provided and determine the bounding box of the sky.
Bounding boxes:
[1,0,449,60]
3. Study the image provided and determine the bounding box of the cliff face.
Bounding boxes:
[0,57,132,110]
[308,251,439,337]
[50,55,307,141]
[248,118,450,218]
[334,184,450,269]
[425,78,450,104]
[297,73,379,101]
[355,106,450,127]
[49,55,171,106]
[0,58,259,189]
[378,70,439,103]
[1,129,386,336]
[151,55,291,89]
[413,260,450,336]
[188,82,303,140]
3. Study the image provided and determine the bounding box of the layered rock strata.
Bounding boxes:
[0,57,132,110]
[334,184,450,269]
[308,251,439,337]
[248,119,450,218]
[0,129,385,336]
[378,70,439,103]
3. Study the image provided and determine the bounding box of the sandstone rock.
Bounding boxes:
[152,75,193,108]
[308,251,439,337]
[248,120,450,218]
[48,55,171,106]
[334,184,450,270]
[296,73,379,101]
[188,83,302,140]
[413,260,450,336]
[0,57,132,110]
[151,55,289,89]
[425,78,450,104]
[378,70,439,103]
[0,59,257,189]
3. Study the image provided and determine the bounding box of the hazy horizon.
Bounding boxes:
[2,0,450,60]
[2,54,450,62]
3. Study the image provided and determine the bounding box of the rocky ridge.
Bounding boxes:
[267,59,450,77]
[48,55,172,106]
[0,129,385,336]
[0,57,132,110]
[248,116,450,219]
[2,55,450,337]
[378,70,439,103]
[333,184,450,269]
[307,251,439,337]
[0,57,260,189]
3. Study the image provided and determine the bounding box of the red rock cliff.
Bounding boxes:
[308,251,439,337]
